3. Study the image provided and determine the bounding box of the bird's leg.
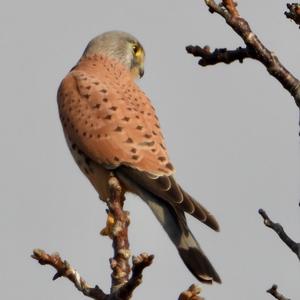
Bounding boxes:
[102,174,131,292]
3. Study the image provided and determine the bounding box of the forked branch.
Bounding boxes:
[186,0,300,108]
[32,175,154,300]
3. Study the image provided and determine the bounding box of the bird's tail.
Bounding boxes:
[116,170,221,284]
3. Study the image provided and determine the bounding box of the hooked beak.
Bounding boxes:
[139,66,144,78]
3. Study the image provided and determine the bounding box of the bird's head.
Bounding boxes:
[83,31,145,79]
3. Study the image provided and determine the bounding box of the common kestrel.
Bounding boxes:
[57,31,221,284]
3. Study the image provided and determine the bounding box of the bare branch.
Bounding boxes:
[178,284,204,300]
[187,0,300,108]
[117,253,154,300]
[285,3,300,27]
[105,176,131,291]
[32,175,154,300]
[258,209,300,260]
[186,45,253,66]
[267,284,290,300]
[32,249,107,300]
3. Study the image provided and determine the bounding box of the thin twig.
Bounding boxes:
[32,249,107,300]
[258,209,300,260]
[186,45,253,66]
[187,0,300,108]
[267,284,290,300]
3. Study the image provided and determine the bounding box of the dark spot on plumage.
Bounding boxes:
[114,126,123,132]
[144,134,152,139]
[125,137,133,143]
[136,125,143,130]
[89,134,93,138]
[127,107,132,111]
[100,89,107,94]
[92,63,96,67]
[114,156,120,162]
[158,156,167,162]
[83,132,87,137]
[160,143,166,150]
[140,111,145,114]
[152,131,157,135]
[71,143,76,150]
[131,148,137,153]
[135,115,140,119]
[155,123,160,129]
[93,81,100,85]
[132,155,139,160]
[122,116,130,122]
[83,94,90,99]
[97,134,101,138]
[110,106,118,111]
[103,98,108,102]
[93,103,101,109]
[151,148,156,152]
[104,115,112,120]
[86,86,91,90]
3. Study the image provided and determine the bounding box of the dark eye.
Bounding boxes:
[132,44,139,54]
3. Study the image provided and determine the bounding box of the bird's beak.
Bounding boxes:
[139,66,144,78]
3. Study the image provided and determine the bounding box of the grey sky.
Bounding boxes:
[1,0,299,299]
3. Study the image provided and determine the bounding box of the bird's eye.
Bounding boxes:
[132,44,139,54]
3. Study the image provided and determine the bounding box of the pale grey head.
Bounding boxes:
[83,31,145,78]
